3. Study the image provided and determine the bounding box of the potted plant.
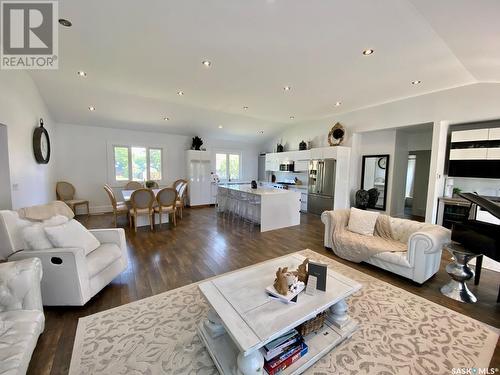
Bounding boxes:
[145,180,156,188]
[192,136,203,150]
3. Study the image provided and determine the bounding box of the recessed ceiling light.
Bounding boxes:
[163,116,170,121]
[290,116,295,120]
[411,80,422,85]
[258,130,264,134]
[202,60,212,67]
[88,106,95,111]
[177,91,184,96]
[243,106,249,110]
[335,101,342,107]
[362,48,374,56]
[218,125,223,129]
[58,19,72,27]
[77,71,87,77]
[283,86,292,92]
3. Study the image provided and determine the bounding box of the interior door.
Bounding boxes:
[0,124,12,210]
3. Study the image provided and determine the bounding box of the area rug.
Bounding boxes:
[69,249,499,375]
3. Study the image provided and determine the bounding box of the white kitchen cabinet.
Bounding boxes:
[186,150,213,206]
[296,150,311,160]
[489,128,500,140]
[451,129,489,142]
[294,160,309,171]
[300,192,308,212]
[310,148,324,159]
[450,148,488,160]
[265,154,280,171]
[486,148,500,160]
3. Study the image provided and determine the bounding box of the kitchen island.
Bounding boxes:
[218,184,301,232]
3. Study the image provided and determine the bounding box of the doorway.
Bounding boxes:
[404,150,431,220]
[0,124,12,209]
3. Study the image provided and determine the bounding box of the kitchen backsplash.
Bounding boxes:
[451,177,500,197]
[268,171,308,185]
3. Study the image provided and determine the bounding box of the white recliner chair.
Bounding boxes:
[322,209,451,284]
[0,258,44,375]
[0,210,128,306]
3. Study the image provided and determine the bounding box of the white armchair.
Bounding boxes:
[0,210,128,306]
[321,209,451,284]
[0,258,44,375]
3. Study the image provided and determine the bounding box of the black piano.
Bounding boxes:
[451,193,500,302]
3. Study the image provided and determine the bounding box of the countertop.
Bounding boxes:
[218,183,300,196]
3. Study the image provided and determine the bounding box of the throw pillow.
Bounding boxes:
[23,215,69,250]
[44,219,100,255]
[347,207,380,236]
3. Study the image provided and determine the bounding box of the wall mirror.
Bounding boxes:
[361,154,390,211]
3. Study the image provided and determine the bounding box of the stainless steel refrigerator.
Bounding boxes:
[307,159,336,215]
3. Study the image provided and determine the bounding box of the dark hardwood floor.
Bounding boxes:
[28,207,500,374]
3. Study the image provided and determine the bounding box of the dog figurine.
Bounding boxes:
[274,267,289,295]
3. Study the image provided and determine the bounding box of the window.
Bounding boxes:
[113,145,163,182]
[215,152,240,181]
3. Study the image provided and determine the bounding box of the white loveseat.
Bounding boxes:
[0,258,44,375]
[321,209,451,284]
[0,210,128,306]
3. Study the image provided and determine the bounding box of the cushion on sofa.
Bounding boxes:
[44,219,100,255]
[86,243,122,278]
[370,251,411,268]
[347,208,379,236]
[22,215,69,250]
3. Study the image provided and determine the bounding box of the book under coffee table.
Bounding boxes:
[197,253,362,375]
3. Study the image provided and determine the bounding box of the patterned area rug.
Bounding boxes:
[69,249,499,375]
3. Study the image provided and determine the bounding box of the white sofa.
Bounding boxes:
[0,258,44,375]
[0,210,128,306]
[321,209,451,284]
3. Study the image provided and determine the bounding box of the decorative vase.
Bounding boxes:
[299,140,307,150]
[277,143,284,153]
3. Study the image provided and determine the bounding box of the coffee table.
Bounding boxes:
[197,253,362,375]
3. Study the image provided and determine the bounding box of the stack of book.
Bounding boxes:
[261,329,308,375]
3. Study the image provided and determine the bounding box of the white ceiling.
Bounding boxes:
[29,0,500,142]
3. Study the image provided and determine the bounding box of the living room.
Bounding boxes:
[0,1,499,374]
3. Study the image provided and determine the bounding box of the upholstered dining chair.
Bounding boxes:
[173,179,185,192]
[175,181,188,219]
[129,188,155,232]
[56,181,89,216]
[103,184,129,227]
[154,187,177,227]
[125,181,144,190]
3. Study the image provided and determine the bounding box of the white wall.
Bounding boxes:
[0,71,56,209]
[54,123,259,213]
[0,125,12,209]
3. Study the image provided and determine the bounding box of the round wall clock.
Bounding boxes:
[377,157,387,169]
[33,118,50,164]
[327,122,345,146]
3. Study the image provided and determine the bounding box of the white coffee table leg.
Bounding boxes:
[204,308,226,338]
[236,351,264,375]
[327,298,351,328]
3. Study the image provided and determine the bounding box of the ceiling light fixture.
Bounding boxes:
[290,116,295,120]
[163,116,170,121]
[335,101,342,107]
[243,106,249,110]
[218,125,223,129]
[77,71,87,77]
[88,106,95,111]
[202,60,212,67]
[362,48,374,56]
[411,80,422,85]
[258,130,264,134]
[58,19,72,27]
[177,91,184,96]
[283,86,292,92]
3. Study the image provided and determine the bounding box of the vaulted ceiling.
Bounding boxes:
[29,0,500,142]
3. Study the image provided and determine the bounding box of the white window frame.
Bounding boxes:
[108,143,165,186]
[214,150,242,182]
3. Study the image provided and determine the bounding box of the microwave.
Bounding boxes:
[279,162,294,172]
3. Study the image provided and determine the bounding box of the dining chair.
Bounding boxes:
[129,188,155,232]
[103,184,129,227]
[176,182,188,219]
[56,181,90,216]
[154,187,178,227]
[173,179,186,192]
[125,181,144,190]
